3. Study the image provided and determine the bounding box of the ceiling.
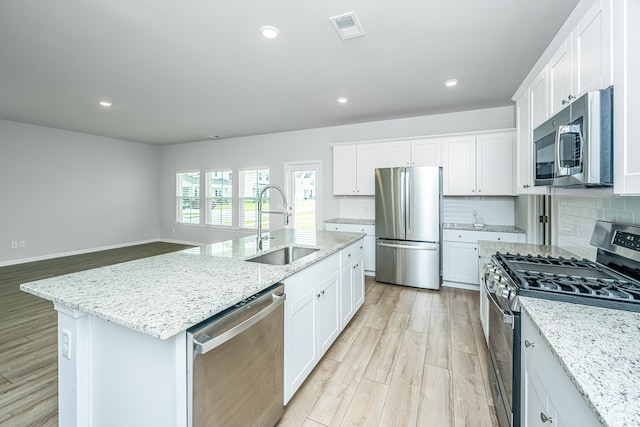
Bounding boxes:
[0,0,580,145]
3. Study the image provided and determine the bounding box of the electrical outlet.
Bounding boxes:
[62,329,72,360]
[10,241,18,249]
[19,241,25,248]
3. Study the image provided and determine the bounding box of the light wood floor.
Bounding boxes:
[0,242,193,427]
[1,244,498,427]
[277,279,499,427]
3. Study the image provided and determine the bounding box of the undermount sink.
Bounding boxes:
[247,246,319,266]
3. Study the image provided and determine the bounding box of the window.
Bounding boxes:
[176,171,200,224]
[239,168,269,229]
[206,169,232,227]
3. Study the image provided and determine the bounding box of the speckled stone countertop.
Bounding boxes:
[325,217,375,226]
[478,241,578,260]
[520,297,640,427]
[20,229,365,340]
[443,223,525,233]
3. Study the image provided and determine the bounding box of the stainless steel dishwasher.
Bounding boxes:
[187,283,285,427]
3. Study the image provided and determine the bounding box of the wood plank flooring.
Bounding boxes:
[1,243,498,426]
[0,242,193,427]
[278,279,499,427]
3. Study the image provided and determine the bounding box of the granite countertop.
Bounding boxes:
[443,223,525,233]
[20,229,365,340]
[325,217,375,226]
[478,241,578,260]
[520,297,640,427]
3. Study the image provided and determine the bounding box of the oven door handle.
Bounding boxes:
[487,286,514,325]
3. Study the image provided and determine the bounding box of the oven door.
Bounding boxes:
[487,289,520,427]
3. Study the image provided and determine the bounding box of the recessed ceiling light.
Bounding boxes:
[207,134,222,139]
[99,101,113,107]
[337,97,349,103]
[444,79,459,87]
[260,25,279,39]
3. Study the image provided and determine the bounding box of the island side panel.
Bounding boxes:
[55,305,188,427]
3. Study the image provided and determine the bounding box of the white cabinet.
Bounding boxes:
[443,241,478,284]
[333,143,381,195]
[283,239,365,403]
[325,222,375,275]
[550,0,612,115]
[381,138,442,167]
[442,229,524,289]
[516,87,549,195]
[339,242,365,329]
[530,67,550,130]
[521,311,600,427]
[613,0,640,195]
[443,131,516,196]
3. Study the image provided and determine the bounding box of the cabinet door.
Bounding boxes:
[352,255,365,311]
[442,242,479,284]
[523,365,551,427]
[476,132,515,196]
[363,235,376,273]
[285,288,318,402]
[355,144,381,195]
[411,138,442,166]
[572,0,612,97]
[339,265,354,330]
[333,145,357,195]
[317,273,340,357]
[381,140,411,167]
[549,39,573,115]
[530,67,549,129]
[442,136,476,195]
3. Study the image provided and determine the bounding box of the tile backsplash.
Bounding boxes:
[443,196,515,226]
[556,195,640,259]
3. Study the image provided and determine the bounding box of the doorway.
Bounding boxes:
[284,161,322,230]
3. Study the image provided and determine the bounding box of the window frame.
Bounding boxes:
[238,167,270,230]
[205,169,233,228]
[175,170,202,225]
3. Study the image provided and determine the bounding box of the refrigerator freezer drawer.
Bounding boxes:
[375,240,440,289]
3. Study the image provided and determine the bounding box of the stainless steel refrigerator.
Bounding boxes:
[375,166,442,289]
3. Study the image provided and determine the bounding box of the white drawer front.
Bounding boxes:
[325,222,374,235]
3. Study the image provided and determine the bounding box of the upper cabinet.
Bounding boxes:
[549,0,612,115]
[612,0,640,195]
[516,86,549,195]
[333,143,381,196]
[380,138,442,167]
[443,131,516,196]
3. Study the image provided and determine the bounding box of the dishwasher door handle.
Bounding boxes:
[193,292,286,355]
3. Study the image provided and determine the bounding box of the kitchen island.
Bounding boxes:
[20,229,366,427]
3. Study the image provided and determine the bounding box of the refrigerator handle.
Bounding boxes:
[405,167,411,236]
[400,169,406,236]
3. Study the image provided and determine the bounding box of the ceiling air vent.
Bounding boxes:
[329,12,365,40]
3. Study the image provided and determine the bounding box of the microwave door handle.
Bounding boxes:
[555,126,563,177]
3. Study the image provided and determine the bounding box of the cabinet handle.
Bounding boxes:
[523,184,530,188]
[525,339,535,348]
[540,412,553,423]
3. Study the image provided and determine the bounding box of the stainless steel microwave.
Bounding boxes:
[533,86,613,187]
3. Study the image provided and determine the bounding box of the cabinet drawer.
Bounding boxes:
[325,222,374,235]
[443,229,522,243]
[341,240,364,265]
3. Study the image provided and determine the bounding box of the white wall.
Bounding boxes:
[0,120,160,264]
[159,106,515,243]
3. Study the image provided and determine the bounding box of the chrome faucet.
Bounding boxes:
[257,184,289,249]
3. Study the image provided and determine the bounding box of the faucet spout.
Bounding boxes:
[257,184,288,250]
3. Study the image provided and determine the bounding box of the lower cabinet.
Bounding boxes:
[325,222,375,275]
[283,239,365,404]
[521,311,600,427]
[443,229,524,289]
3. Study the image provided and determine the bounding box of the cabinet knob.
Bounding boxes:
[525,339,535,348]
[321,290,325,295]
[478,189,482,193]
[472,189,475,193]
[458,235,462,238]
[568,94,575,101]
[316,293,321,298]
[540,412,553,423]
[562,99,569,105]
[497,237,501,241]
[523,184,530,188]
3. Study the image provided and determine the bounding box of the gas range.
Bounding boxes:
[486,221,640,313]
